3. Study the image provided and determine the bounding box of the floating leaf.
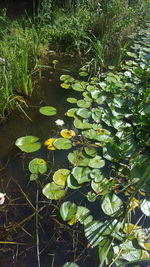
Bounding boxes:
[60,201,77,221]
[77,99,91,108]
[76,108,91,119]
[121,240,142,261]
[74,118,92,129]
[87,191,97,202]
[53,169,70,187]
[91,179,110,195]
[72,83,85,91]
[101,194,123,217]
[15,136,41,153]
[30,173,38,181]
[53,138,72,150]
[90,169,105,182]
[67,175,81,189]
[98,238,114,265]
[84,146,97,157]
[88,155,105,169]
[44,138,56,150]
[61,83,71,89]
[68,150,90,166]
[60,129,76,139]
[67,97,77,103]
[29,158,47,174]
[42,182,65,200]
[71,167,91,184]
[39,106,57,116]
[76,206,93,225]
[140,199,150,217]
[66,108,78,117]
[60,75,74,82]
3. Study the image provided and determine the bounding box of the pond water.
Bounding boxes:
[0,58,99,267]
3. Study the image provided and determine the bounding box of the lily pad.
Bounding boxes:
[84,146,97,157]
[67,97,77,103]
[60,129,76,139]
[53,138,72,150]
[88,155,105,169]
[60,74,75,82]
[68,150,90,166]
[15,136,41,153]
[42,182,65,200]
[76,108,91,119]
[67,174,81,189]
[74,118,92,130]
[39,106,57,116]
[79,71,88,77]
[66,108,78,117]
[60,201,77,221]
[72,83,85,92]
[71,167,91,184]
[140,199,150,217]
[53,169,70,187]
[29,158,47,174]
[77,99,91,108]
[76,206,93,225]
[101,194,123,217]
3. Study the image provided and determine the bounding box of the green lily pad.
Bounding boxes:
[90,169,105,182]
[60,201,77,221]
[68,150,90,166]
[77,99,91,108]
[39,106,57,116]
[30,173,38,181]
[71,167,91,184]
[42,182,66,200]
[101,194,123,217]
[53,169,70,187]
[76,108,91,119]
[60,75,75,82]
[61,83,71,89]
[67,174,81,189]
[140,199,150,217]
[74,118,92,129]
[91,179,110,195]
[72,83,85,91]
[66,108,78,117]
[88,155,105,169]
[76,206,93,225]
[84,146,97,157]
[29,158,47,174]
[67,97,77,103]
[53,138,72,150]
[15,136,41,153]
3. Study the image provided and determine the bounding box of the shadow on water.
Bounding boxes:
[0,58,99,267]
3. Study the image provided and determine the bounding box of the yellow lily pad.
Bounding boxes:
[44,138,56,150]
[60,129,76,139]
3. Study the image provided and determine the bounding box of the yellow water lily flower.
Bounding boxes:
[60,129,76,139]
[44,138,56,150]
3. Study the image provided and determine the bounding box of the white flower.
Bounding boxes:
[0,193,6,205]
[55,119,65,126]
[0,57,5,64]
[124,71,132,78]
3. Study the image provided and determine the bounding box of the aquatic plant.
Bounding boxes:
[15,22,150,266]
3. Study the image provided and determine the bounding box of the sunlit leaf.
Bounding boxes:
[67,97,77,103]
[121,240,142,261]
[39,106,57,116]
[88,155,105,169]
[29,158,47,174]
[71,167,91,184]
[91,179,110,195]
[53,169,70,187]
[44,138,56,150]
[68,150,90,166]
[60,75,75,82]
[62,262,79,267]
[84,146,97,157]
[77,99,91,108]
[101,194,123,217]
[140,199,150,217]
[76,206,93,225]
[76,108,91,119]
[74,118,92,129]
[60,129,76,139]
[67,175,81,189]
[15,136,41,153]
[42,182,65,200]
[53,138,72,150]
[79,71,88,77]
[60,201,77,221]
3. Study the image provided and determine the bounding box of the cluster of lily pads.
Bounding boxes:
[15,22,150,266]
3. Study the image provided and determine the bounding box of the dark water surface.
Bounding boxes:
[0,59,99,267]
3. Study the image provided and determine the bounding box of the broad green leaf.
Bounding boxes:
[15,136,41,153]
[67,175,81,189]
[60,201,77,221]
[88,155,105,169]
[76,206,93,225]
[91,108,103,122]
[140,199,150,217]
[91,179,110,195]
[67,97,77,103]
[53,138,72,150]
[42,182,65,200]
[72,83,85,91]
[39,106,57,116]
[68,150,90,166]
[60,74,74,82]
[30,173,38,181]
[84,146,97,157]
[77,99,91,108]
[86,191,97,202]
[76,108,91,119]
[121,240,142,261]
[29,158,47,174]
[71,167,91,184]
[101,194,123,217]
[53,169,70,187]
[90,169,105,182]
[74,118,92,129]
[66,108,78,117]
[98,238,114,266]
[61,83,71,89]
[82,129,97,140]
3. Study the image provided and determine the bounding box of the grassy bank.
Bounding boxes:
[0,0,149,120]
